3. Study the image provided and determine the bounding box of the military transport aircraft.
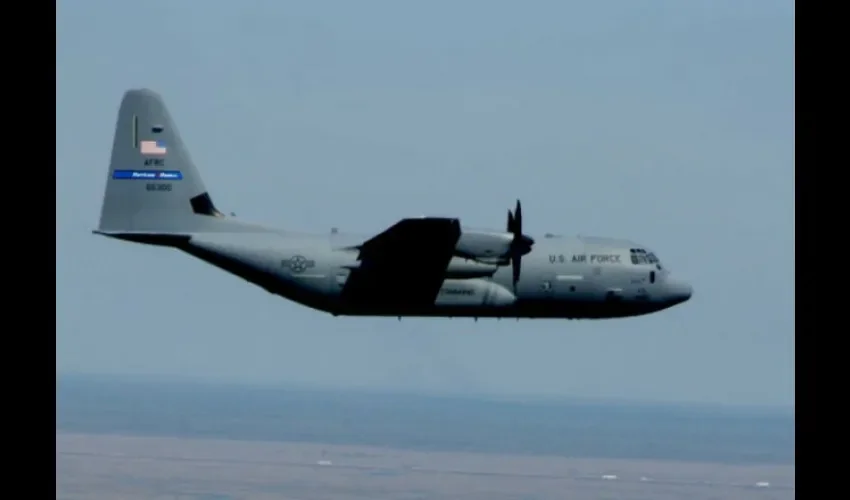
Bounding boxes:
[94,89,692,320]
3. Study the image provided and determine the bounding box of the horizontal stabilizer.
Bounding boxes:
[92,230,190,246]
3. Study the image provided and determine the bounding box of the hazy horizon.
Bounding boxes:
[56,373,795,467]
[56,371,794,414]
[57,372,794,498]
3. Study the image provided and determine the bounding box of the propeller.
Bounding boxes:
[505,199,535,292]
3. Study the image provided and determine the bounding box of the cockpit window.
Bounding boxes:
[630,248,662,266]
[630,248,645,265]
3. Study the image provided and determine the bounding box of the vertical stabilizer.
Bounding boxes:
[97,89,222,234]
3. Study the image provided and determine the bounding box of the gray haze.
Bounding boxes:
[56,0,795,406]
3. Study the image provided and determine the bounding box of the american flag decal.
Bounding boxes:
[140,140,167,155]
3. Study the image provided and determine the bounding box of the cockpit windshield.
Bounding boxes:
[629,248,662,268]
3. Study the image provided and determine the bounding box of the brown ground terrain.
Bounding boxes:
[57,432,794,500]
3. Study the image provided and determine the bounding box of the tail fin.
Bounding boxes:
[96,89,223,235]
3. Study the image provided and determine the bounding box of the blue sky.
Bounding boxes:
[57,0,794,407]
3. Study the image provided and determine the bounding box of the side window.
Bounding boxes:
[649,271,655,284]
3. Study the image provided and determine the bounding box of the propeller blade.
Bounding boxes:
[512,254,522,291]
[514,200,522,234]
[505,199,532,293]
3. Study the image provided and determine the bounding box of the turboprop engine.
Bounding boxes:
[455,232,515,265]
[444,257,499,279]
[453,200,535,292]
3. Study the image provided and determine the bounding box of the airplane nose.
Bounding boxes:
[666,279,692,305]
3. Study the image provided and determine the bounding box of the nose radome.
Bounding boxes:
[667,279,692,305]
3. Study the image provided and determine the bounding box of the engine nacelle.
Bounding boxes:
[454,231,514,262]
[435,279,516,307]
[445,257,499,279]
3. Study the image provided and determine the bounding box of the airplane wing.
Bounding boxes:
[340,217,462,310]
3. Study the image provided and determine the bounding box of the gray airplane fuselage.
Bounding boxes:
[173,226,692,320]
[95,88,692,321]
